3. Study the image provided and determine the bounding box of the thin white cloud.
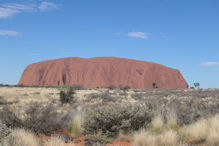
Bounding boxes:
[0,7,19,18]
[0,3,35,18]
[2,3,35,11]
[200,62,219,66]
[128,32,148,39]
[0,2,57,18]
[0,30,19,36]
[38,2,57,11]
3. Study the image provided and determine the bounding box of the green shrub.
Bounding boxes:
[106,84,117,90]
[67,114,83,136]
[14,84,25,88]
[83,104,153,139]
[120,85,130,91]
[60,86,75,104]
[68,121,81,137]
[71,84,83,90]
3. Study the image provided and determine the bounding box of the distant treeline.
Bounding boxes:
[0,84,59,88]
[0,84,130,90]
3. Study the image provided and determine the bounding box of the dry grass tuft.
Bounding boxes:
[1,129,39,146]
[134,114,179,146]
[181,118,208,142]
[134,129,178,146]
[206,115,219,145]
[134,130,156,146]
[134,114,219,146]
[157,130,178,146]
[43,137,75,146]
[166,111,178,128]
[150,116,164,134]
[181,115,219,145]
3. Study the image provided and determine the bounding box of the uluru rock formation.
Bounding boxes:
[19,57,188,89]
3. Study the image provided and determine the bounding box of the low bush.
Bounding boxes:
[106,84,117,90]
[0,122,11,143]
[115,131,133,142]
[71,84,83,90]
[0,103,66,135]
[14,84,25,88]
[120,85,130,91]
[83,104,153,140]
[0,84,9,87]
[0,96,7,105]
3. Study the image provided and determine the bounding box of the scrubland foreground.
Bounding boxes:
[0,86,219,146]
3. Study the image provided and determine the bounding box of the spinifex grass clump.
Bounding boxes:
[67,113,84,136]
[1,129,75,146]
[180,115,219,145]
[1,129,39,146]
[134,114,180,146]
[133,113,219,146]
[83,104,153,141]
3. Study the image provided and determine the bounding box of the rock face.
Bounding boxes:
[19,57,188,89]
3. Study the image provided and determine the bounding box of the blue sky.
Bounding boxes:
[0,0,219,88]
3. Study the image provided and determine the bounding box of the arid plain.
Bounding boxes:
[1,86,219,145]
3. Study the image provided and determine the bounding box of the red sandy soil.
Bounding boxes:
[37,130,84,146]
[38,130,193,146]
[107,141,133,146]
[19,57,188,89]
[37,130,134,146]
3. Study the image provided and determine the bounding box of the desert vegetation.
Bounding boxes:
[0,85,219,145]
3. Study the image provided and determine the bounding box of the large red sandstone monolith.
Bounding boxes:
[19,57,188,88]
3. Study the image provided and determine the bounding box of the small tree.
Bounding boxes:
[194,82,200,89]
[152,82,157,88]
[60,86,75,104]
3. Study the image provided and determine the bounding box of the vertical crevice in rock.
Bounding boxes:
[62,74,66,85]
